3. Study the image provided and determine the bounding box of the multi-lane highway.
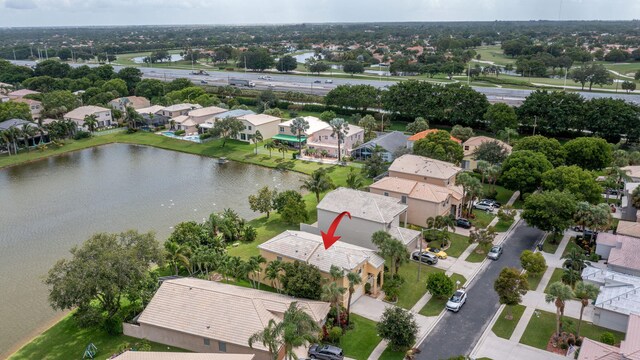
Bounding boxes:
[11,60,640,104]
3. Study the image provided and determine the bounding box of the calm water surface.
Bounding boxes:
[0,144,305,357]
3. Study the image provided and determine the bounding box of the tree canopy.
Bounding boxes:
[541,165,602,204]
[412,130,464,165]
[522,190,577,235]
[563,137,613,170]
[512,135,566,167]
[500,150,553,196]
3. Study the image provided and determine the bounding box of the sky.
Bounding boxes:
[0,0,638,27]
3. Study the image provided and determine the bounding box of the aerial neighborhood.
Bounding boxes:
[2,18,640,360]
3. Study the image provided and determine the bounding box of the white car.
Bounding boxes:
[325,79,333,83]
[473,201,494,211]
[446,289,467,312]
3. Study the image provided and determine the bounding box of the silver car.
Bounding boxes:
[446,289,467,312]
[487,245,503,260]
[473,201,494,211]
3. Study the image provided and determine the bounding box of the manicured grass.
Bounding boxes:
[418,274,467,316]
[395,261,466,310]
[519,309,625,350]
[474,45,516,66]
[471,209,496,229]
[8,313,187,360]
[339,315,381,360]
[378,347,406,360]
[542,234,561,254]
[543,268,565,294]
[491,304,526,339]
[465,246,488,263]
[527,270,546,291]
[561,237,581,258]
[494,218,514,233]
[442,233,470,258]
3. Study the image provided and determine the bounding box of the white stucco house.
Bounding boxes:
[64,105,113,129]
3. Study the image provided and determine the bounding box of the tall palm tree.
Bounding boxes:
[300,168,335,202]
[476,160,490,184]
[486,164,502,192]
[345,168,364,189]
[279,302,321,360]
[574,281,600,339]
[21,124,36,151]
[164,241,191,275]
[0,130,11,156]
[372,231,409,276]
[125,107,142,129]
[264,142,276,157]
[252,130,263,155]
[277,142,288,159]
[345,271,362,326]
[248,319,282,360]
[265,260,283,293]
[83,114,98,132]
[329,118,350,162]
[248,254,267,289]
[290,117,309,156]
[5,127,21,155]
[322,282,346,327]
[545,281,574,337]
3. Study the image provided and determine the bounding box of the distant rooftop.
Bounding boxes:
[389,154,462,180]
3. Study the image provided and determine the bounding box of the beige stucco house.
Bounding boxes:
[389,154,462,187]
[369,176,463,225]
[461,136,512,170]
[12,98,42,121]
[276,116,364,158]
[171,106,228,134]
[235,114,281,142]
[258,230,385,305]
[160,103,202,118]
[64,105,113,129]
[108,96,151,112]
[123,278,329,360]
[578,313,640,360]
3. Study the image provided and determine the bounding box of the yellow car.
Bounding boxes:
[423,247,448,259]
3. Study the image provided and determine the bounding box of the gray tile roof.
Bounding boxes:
[317,187,407,224]
[215,109,255,119]
[353,131,409,152]
[0,119,39,130]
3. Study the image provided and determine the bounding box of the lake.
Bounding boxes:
[0,144,305,357]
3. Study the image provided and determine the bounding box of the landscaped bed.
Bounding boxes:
[491,304,526,339]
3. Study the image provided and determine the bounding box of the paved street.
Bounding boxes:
[415,221,545,360]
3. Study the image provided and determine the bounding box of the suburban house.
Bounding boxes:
[159,103,202,118]
[406,129,461,150]
[0,119,48,146]
[306,123,364,158]
[461,136,512,170]
[369,176,463,225]
[303,187,421,251]
[258,230,385,305]
[235,113,281,142]
[199,109,255,133]
[171,106,228,134]
[578,313,640,360]
[275,116,330,148]
[108,96,151,112]
[123,278,329,360]
[12,98,42,121]
[136,105,166,116]
[351,131,409,162]
[112,352,254,360]
[0,82,13,94]
[617,220,640,238]
[7,89,40,99]
[64,105,113,129]
[623,165,640,183]
[388,154,462,187]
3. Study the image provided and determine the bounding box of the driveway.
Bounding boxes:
[415,221,545,359]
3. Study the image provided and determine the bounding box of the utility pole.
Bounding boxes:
[563,68,568,91]
[467,62,471,85]
[12,49,16,61]
[532,116,538,136]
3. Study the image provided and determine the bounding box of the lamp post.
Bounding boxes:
[456,280,461,290]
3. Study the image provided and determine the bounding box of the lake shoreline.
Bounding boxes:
[3,311,70,359]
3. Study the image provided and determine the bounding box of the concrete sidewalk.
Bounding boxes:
[473,332,566,360]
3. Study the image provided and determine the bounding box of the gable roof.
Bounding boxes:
[215,109,255,119]
[136,105,166,115]
[622,166,640,180]
[353,131,409,153]
[259,230,384,272]
[0,119,39,130]
[162,103,202,112]
[608,236,640,272]
[317,187,407,224]
[7,89,40,97]
[12,98,41,106]
[188,106,228,117]
[462,136,512,156]
[64,105,110,120]
[621,314,640,358]
[408,129,461,143]
[578,338,622,360]
[389,154,462,180]
[238,113,281,126]
[113,352,254,360]
[280,116,331,135]
[137,278,330,352]
[369,177,463,203]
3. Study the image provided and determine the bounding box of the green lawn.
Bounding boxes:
[418,274,467,316]
[492,305,526,339]
[339,315,381,360]
[483,184,516,206]
[471,209,496,229]
[474,45,516,66]
[542,234,562,254]
[441,233,470,258]
[519,309,625,350]
[543,268,565,294]
[8,313,187,360]
[527,269,546,291]
[395,261,465,310]
[561,237,581,258]
[494,218,514,233]
[465,246,488,263]
[378,347,406,360]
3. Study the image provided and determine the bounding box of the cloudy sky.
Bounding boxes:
[0,0,637,27]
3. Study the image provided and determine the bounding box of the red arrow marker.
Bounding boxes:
[321,211,351,249]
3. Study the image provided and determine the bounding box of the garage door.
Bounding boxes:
[350,283,365,305]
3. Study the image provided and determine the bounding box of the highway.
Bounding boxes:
[11,60,640,104]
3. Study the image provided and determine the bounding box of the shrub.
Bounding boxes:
[377,307,418,351]
[426,272,454,299]
[174,129,186,136]
[485,188,498,200]
[365,282,372,294]
[382,275,404,302]
[600,332,615,345]
[73,130,91,140]
[328,326,343,343]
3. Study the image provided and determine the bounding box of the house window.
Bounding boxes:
[204,338,210,346]
[280,127,285,132]
[383,192,389,196]
[464,146,469,151]
[358,268,362,275]
[277,256,282,261]
[219,342,227,352]
[324,136,328,140]
[401,195,407,204]
[248,126,252,131]
[240,133,246,140]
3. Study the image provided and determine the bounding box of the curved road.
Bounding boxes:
[11,60,640,104]
[416,221,545,360]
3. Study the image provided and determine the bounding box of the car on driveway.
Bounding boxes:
[473,201,494,211]
[308,344,344,360]
[446,289,467,312]
[411,251,438,265]
[456,218,472,229]
[480,199,501,208]
[487,245,503,260]
[423,247,448,259]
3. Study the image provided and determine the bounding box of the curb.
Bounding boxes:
[469,303,506,358]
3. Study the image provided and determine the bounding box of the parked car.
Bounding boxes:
[411,251,438,265]
[423,247,448,259]
[325,79,333,83]
[605,188,619,196]
[487,245,503,260]
[456,218,472,229]
[308,344,344,360]
[268,83,276,88]
[200,80,208,84]
[473,201,494,211]
[314,80,321,83]
[480,199,501,208]
[446,289,467,312]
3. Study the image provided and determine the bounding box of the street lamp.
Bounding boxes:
[456,280,461,290]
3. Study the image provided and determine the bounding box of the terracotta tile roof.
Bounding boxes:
[578,338,621,360]
[387,226,421,246]
[407,129,461,143]
[280,116,331,135]
[188,106,227,117]
[163,103,202,112]
[608,237,640,272]
[137,278,330,352]
[64,105,110,120]
[622,166,640,179]
[7,89,40,97]
[369,177,462,204]
[136,105,165,115]
[389,154,462,180]
[113,352,254,360]
[317,187,407,224]
[621,314,640,359]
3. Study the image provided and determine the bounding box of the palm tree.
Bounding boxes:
[83,114,98,132]
[372,231,409,276]
[21,124,36,151]
[476,160,490,184]
[563,248,587,274]
[0,130,11,156]
[252,130,263,155]
[264,142,276,157]
[545,281,574,338]
[329,118,350,162]
[277,142,288,159]
[279,302,321,360]
[125,107,142,129]
[320,149,329,159]
[164,241,191,275]
[574,281,600,339]
[300,168,335,202]
[5,127,20,155]
[486,164,502,192]
[345,168,364,189]
[247,254,267,289]
[248,319,282,360]
[322,282,346,327]
[290,117,309,156]
[345,271,362,326]
[265,260,283,293]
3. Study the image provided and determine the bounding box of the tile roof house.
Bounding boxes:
[306,123,365,159]
[351,131,410,162]
[198,109,253,133]
[622,166,640,182]
[109,96,151,112]
[461,136,512,170]
[112,352,254,360]
[259,230,385,305]
[388,154,462,187]
[275,116,331,148]
[7,89,40,99]
[0,119,49,148]
[578,313,640,360]
[235,113,281,142]
[406,129,461,150]
[617,221,640,239]
[123,278,330,360]
[369,176,463,225]
[306,187,421,251]
[64,105,113,129]
[159,103,202,118]
[12,98,42,120]
[136,105,166,116]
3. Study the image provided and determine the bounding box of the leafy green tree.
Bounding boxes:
[135,79,165,100]
[497,128,519,146]
[426,272,455,299]
[319,110,337,122]
[44,231,163,329]
[582,98,640,143]
[622,81,637,93]
[168,221,213,248]
[405,117,429,135]
[345,168,364,189]
[239,48,275,72]
[301,168,335,202]
[632,186,640,209]
[500,150,553,196]
[522,190,577,240]
[325,84,379,111]
[450,125,474,142]
[571,64,613,91]
[474,140,509,164]
[516,90,585,136]
[469,227,497,251]
[209,117,245,147]
[276,55,297,73]
[545,282,574,337]
[377,307,418,351]
[343,61,365,76]
[485,103,518,133]
[0,101,32,122]
[563,137,613,170]
[322,280,346,327]
[281,261,322,300]
[41,90,79,120]
[363,147,386,178]
[117,67,143,94]
[329,118,350,162]
[101,78,128,98]
[513,135,566,167]
[541,166,602,204]
[412,130,464,165]
[358,114,377,141]
[279,193,309,225]
[574,281,600,339]
[0,59,33,84]
[371,231,408,275]
[248,186,277,218]
[494,267,529,319]
[34,59,72,78]
[520,250,547,276]
[164,240,192,275]
[290,117,309,156]
[306,59,330,74]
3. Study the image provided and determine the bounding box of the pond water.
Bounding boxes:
[0,144,305,356]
